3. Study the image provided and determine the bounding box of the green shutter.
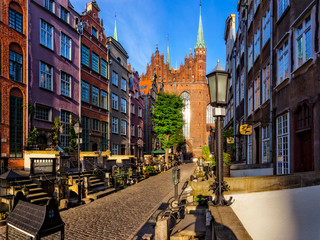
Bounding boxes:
[10,95,23,158]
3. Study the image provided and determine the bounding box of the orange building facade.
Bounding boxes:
[0,0,28,171]
[140,7,214,158]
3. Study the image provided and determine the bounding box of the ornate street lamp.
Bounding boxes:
[74,122,83,203]
[207,60,233,206]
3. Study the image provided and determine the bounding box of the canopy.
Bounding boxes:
[152,149,165,155]
[0,169,23,180]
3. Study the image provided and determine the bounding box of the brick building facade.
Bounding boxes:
[0,0,28,170]
[140,6,214,158]
[80,0,109,152]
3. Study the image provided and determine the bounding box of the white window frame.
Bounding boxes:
[44,0,54,13]
[131,124,135,137]
[35,104,52,122]
[248,86,253,116]
[206,104,215,124]
[278,0,290,19]
[276,113,290,174]
[120,98,127,113]
[92,51,99,73]
[101,90,107,109]
[120,120,126,135]
[81,44,90,67]
[92,86,99,106]
[277,39,289,85]
[40,19,53,50]
[92,119,100,132]
[295,13,312,69]
[60,110,71,147]
[39,61,53,90]
[121,78,127,91]
[60,71,71,97]
[254,76,260,110]
[101,59,107,78]
[247,134,253,164]
[61,32,71,60]
[112,117,118,134]
[138,107,142,117]
[131,103,135,114]
[81,81,90,103]
[111,94,118,110]
[262,9,271,46]
[112,71,118,86]
[60,6,69,23]
[254,28,261,60]
[262,64,270,103]
[138,126,142,138]
[262,125,270,163]
[248,43,253,70]
[111,144,118,155]
[92,26,98,38]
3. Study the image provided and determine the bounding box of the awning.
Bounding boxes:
[152,149,165,155]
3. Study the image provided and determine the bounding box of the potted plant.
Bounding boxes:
[210,152,232,177]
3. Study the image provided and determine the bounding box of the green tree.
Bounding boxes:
[27,127,39,148]
[153,92,185,163]
[170,128,184,154]
[68,116,78,153]
[49,117,63,149]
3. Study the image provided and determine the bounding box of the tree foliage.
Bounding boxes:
[27,127,39,148]
[153,92,185,149]
[49,117,63,148]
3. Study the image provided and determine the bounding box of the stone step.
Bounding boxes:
[90,179,102,184]
[27,192,49,200]
[13,179,34,186]
[87,188,116,200]
[15,183,38,191]
[90,181,105,188]
[27,188,44,194]
[170,214,206,240]
[30,197,51,205]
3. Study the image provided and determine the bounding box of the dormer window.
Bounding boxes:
[60,6,69,23]
[92,26,98,38]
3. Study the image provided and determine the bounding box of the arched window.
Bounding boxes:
[181,92,190,138]
[206,104,215,123]
[9,43,23,83]
[9,2,23,33]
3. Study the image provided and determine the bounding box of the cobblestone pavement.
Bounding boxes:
[60,163,196,240]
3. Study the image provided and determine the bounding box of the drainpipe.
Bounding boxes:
[26,1,29,141]
[107,45,111,151]
[269,0,274,172]
[232,47,237,160]
[243,18,247,163]
[129,92,131,155]
[145,95,148,154]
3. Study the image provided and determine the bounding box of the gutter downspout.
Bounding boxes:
[243,19,247,163]
[26,1,29,141]
[107,45,111,151]
[270,0,274,173]
[232,47,237,161]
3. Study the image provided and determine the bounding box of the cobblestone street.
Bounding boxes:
[60,163,195,240]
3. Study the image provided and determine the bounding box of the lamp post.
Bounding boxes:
[207,60,233,206]
[74,122,83,203]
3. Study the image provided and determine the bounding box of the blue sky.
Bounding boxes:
[72,0,238,75]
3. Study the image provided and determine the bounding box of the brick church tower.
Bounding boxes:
[140,5,213,158]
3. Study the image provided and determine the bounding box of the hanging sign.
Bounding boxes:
[227,137,234,144]
[240,124,253,135]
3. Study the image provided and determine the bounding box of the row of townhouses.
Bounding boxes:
[224,0,320,175]
[0,0,145,172]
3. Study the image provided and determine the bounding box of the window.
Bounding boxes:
[138,107,142,117]
[248,86,253,116]
[9,9,22,33]
[10,95,23,158]
[92,52,99,73]
[296,104,311,130]
[248,43,253,70]
[111,94,118,110]
[277,113,290,174]
[254,76,260,110]
[135,90,138,98]
[81,44,90,67]
[92,119,99,131]
[112,117,118,134]
[262,64,270,103]
[120,98,127,113]
[40,20,53,49]
[81,116,90,151]
[240,39,244,56]
[101,59,107,78]
[262,125,270,163]
[61,33,71,60]
[278,0,289,19]
[112,71,118,86]
[181,92,190,138]
[131,124,135,136]
[262,9,271,46]
[112,144,118,155]
[60,110,71,147]
[278,40,289,85]
[44,0,54,12]
[101,90,107,109]
[60,72,71,97]
[120,120,126,135]
[121,78,127,91]
[92,26,98,38]
[131,103,135,114]
[138,126,142,138]
[60,6,69,23]
[254,28,260,60]
[254,0,260,13]
[236,81,239,106]
[35,104,51,121]
[82,81,90,103]
[39,61,53,90]
[247,134,253,164]
[101,121,108,151]
[9,50,23,83]
[92,86,99,106]
[206,104,215,124]
[230,98,234,119]
[296,14,312,68]
[248,8,253,27]
[240,72,244,100]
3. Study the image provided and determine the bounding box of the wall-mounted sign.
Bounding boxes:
[227,137,234,144]
[240,124,253,135]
